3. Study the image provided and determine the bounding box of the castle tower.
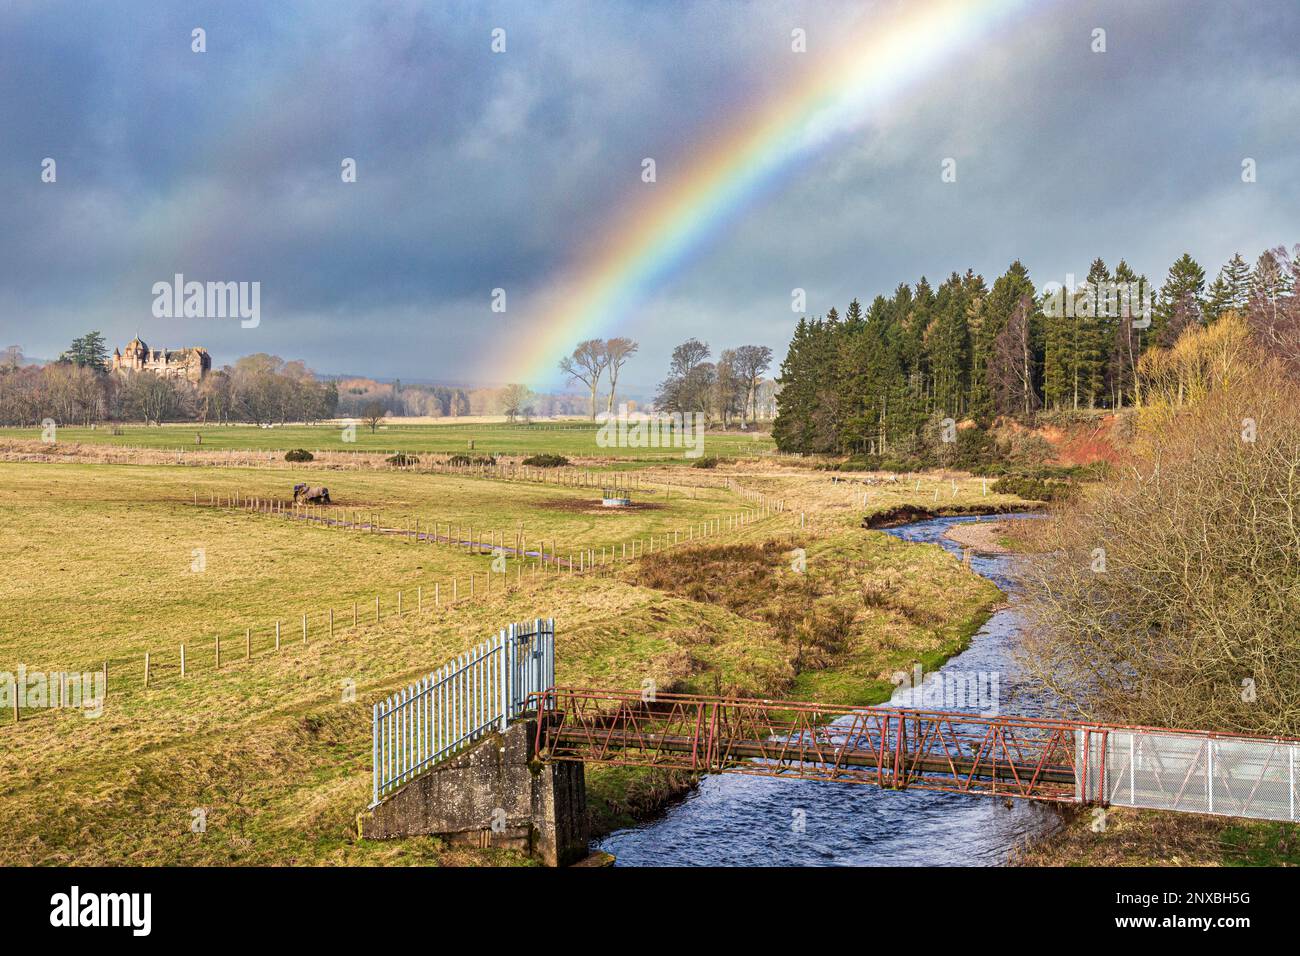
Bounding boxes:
[122,337,148,371]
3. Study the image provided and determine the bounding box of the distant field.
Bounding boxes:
[0,420,777,461]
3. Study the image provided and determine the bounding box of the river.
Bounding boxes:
[597,513,1062,866]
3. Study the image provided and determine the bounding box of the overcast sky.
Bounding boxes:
[1,0,1297,394]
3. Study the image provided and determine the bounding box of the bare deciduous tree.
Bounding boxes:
[499,383,530,423]
[989,295,1039,417]
[1246,244,1300,371]
[602,337,638,414]
[362,400,385,433]
[732,344,773,424]
[559,339,609,420]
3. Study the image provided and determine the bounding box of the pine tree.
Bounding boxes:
[1152,253,1206,345]
[1079,258,1112,407]
[1105,260,1144,407]
[974,262,1040,419]
[1041,283,1071,409]
[837,298,901,455]
[59,331,109,371]
[773,318,815,452]
[1205,252,1251,321]
[926,274,970,419]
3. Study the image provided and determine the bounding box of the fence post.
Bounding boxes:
[275,621,281,651]
[143,652,150,688]
[329,608,334,638]
[547,618,556,691]
[500,625,512,729]
[302,613,308,645]
[215,635,221,669]
[180,643,186,677]
[246,628,251,660]
[372,702,380,807]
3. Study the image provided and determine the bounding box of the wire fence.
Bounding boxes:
[4,491,783,727]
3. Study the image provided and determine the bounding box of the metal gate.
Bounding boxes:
[370,618,554,807]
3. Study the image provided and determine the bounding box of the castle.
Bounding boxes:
[110,337,211,384]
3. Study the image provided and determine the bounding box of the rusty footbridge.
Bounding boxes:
[367,621,1300,839]
[532,687,1300,818]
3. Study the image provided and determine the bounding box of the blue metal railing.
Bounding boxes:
[370,618,555,807]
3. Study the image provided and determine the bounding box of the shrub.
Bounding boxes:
[691,456,719,469]
[284,448,313,462]
[387,452,419,467]
[1020,350,1300,735]
[1004,431,1055,467]
[522,453,569,468]
[948,427,999,470]
[447,453,497,467]
[990,475,1075,502]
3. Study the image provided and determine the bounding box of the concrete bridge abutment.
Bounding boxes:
[357,718,587,867]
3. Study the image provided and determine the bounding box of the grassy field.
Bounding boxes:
[0,420,777,461]
[0,460,745,669]
[0,453,1019,865]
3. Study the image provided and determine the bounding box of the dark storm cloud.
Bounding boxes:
[0,0,1296,390]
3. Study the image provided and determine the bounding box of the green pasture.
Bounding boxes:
[0,420,777,462]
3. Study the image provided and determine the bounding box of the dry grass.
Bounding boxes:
[0,459,743,669]
[0,454,1016,865]
[627,530,1001,704]
[1013,807,1300,867]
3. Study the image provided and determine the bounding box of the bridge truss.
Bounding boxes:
[533,688,1080,801]
[532,688,1300,820]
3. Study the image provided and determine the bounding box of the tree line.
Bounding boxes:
[772,245,1299,456]
[334,378,586,420]
[557,336,776,426]
[0,338,338,426]
[653,340,773,425]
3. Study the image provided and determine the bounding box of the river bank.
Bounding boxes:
[586,508,1300,868]
[581,515,1008,844]
[943,519,1014,554]
[596,513,1062,865]
[1013,806,1300,866]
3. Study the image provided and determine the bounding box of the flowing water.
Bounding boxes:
[598,513,1062,866]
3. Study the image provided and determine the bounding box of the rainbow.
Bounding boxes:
[501,0,1034,387]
